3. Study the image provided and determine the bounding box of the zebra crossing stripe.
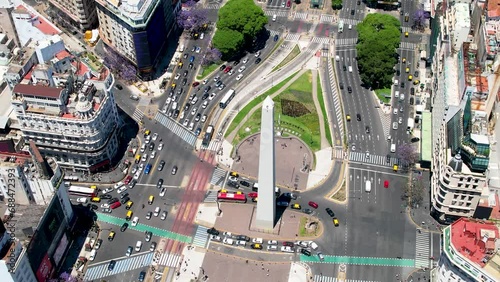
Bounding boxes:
[157,253,181,267]
[415,230,430,268]
[155,112,197,146]
[348,152,398,167]
[192,225,209,248]
[285,33,301,41]
[312,37,331,44]
[313,275,381,282]
[295,12,308,20]
[132,109,144,122]
[204,191,218,202]
[210,167,227,186]
[327,60,344,138]
[84,252,154,281]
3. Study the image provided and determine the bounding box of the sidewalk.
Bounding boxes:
[407,170,443,233]
[174,245,208,281]
[288,262,313,282]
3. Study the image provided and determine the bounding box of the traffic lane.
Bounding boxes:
[287,20,312,34]
[208,242,295,262]
[107,268,148,282]
[345,264,399,282]
[313,212,346,256]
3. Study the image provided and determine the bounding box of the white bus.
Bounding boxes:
[68,186,98,197]
[339,21,344,33]
[219,89,235,109]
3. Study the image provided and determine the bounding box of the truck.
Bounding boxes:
[407,118,415,131]
[202,125,214,146]
[365,180,371,192]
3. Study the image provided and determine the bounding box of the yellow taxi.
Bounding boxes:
[126,210,133,221]
[413,79,420,85]
[90,185,97,189]
[108,231,115,241]
[346,114,351,122]
[219,189,227,193]
[405,32,409,37]
[178,61,183,67]
[333,218,339,227]
[405,67,410,73]
[408,75,413,81]
[252,197,258,203]
[135,154,141,163]
[126,201,133,210]
[291,203,301,210]
[91,197,101,203]
[402,57,406,63]
[251,243,263,250]
[144,130,151,136]
[230,171,239,177]
[393,164,399,172]
[148,195,154,205]
[236,191,243,195]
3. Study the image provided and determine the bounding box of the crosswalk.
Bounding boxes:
[210,167,227,186]
[204,190,218,203]
[202,139,221,152]
[320,14,335,23]
[327,60,344,139]
[285,33,301,41]
[192,225,210,248]
[332,147,345,159]
[377,107,392,138]
[312,37,331,44]
[349,151,398,166]
[295,12,308,20]
[155,252,181,267]
[336,38,357,47]
[132,109,144,122]
[155,112,197,146]
[400,42,419,50]
[84,252,153,281]
[269,30,280,37]
[339,18,361,26]
[205,3,222,9]
[265,10,288,17]
[401,26,412,33]
[415,229,430,268]
[313,276,380,282]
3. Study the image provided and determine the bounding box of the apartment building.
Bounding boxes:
[48,0,98,30]
[437,218,500,282]
[0,221,37,282]
[95,0,179,78]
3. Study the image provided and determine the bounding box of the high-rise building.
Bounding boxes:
[95,0,180,78]
[436,217,500,282]
[0,221,37,282]
[48,0,98,30]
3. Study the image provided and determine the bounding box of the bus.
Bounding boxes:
[219,89,235,109]
[68,186,98,197]
[338,21,344,33]
[202,125,214,146]
[217,192,247,203]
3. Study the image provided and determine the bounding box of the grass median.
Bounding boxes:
[197,63,218,80]
[272,45,300,72]
[374,88,391,104]
[317,73,332,147]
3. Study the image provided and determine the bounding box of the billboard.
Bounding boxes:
[53,233,68,266]
[35,254,53,282]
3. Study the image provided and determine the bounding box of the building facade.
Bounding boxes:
[0,221,37,282]
[95,0,179,78]
[48,0,98,30]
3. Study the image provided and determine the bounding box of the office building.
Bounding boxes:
[0,221,37,282]
[48,0,98,30]
[95,0,179,78]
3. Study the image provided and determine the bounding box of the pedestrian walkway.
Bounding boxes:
[327,59,344,139]
[336,38,357,47]
[313,276,380,282]
[132,108,145,122]
[320,14,335,23]
[205,3,221,9]
[156,252,181,267]
[301,254,414,267]
[155,112,197,146]
[202,139,221,152]
[204,190,218,202]
[210,167,227,186]
[349,151,398,167]
[84,252,153,281]
[295,12,308,20]
[192,225,210,248]
[96,212,192,243]
[265,10,288,17]
[285,33,301,41]
[332,148,345,159]
[400,42,419,50]
[312,37,331,44]
[269,30,280,37]
[415,229,430,268]
[401,26,412,33]
[376,106,392,138]
[339,18,361,25]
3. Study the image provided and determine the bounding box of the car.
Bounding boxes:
[238,66,246,72]
[211,235,222,242]
[89,204,98,210]
[228,69,235,75]
[202,100,209,109]
[405,31,409,37]
[119,192,129,199]
[223,66,232,73]
[161,211,167,220]
[117,186,127,194]
[414,70,419,77]
[242,57,249,64]
[283,241,294,247]
[194,128,201,136]
[173,110,179,118]
[183,119,189,127]
[339,82,344,89]
[303,208,313,214]
[401,82,405,88]
[101,208,112,213]
[145,231,152,242]
[171,165,178,175]
[274,34,279,41]
[400,106,404,113]
[235,235,250,242]
[191,107,197,116]
[207,227,220,235]
[248,192,258,199]
[107,197,119,205]
[157,178,164,189]
[414,79,420,85]
[108,260,116,271]
[150,151,156,159]
[126,246,133,257]
[411,137,420,143]
[205,85,211,92]
[251,243,263,250]
[301,248,312,256]
[120,196,130,205]
[101,194,112,200]
[120,223,129,232]
[384,180,389,188]
[239,180,251,187]
[115,84,123,90]
[146,211,152,220]
[152,133,158,141]
[192,81,200,87]
[236,74,243,81]
[308,201,318,209]
[183,70,188,77]
[291,203,301,210]
[283,192,297,199]
[356,113,361,121]
[76,197,88,203]
[195,46,201,53]
[347,86,352,93]
[159,187,166,197]
[325,208,335,217]
[281,246,294,253]
[396,69,401,76]
[267,245,278,251]
[150,242,157,252]
[218,83,225,90]
[201,114,207,123]
[393,122,398,130]
[318,252,325,261]
[95,238,103,250]
[351,9,355,15]
[365,126,370,134]
[219,65,226,71]
[398,117,403,124]
[138,271,146,282]
[255,51,261,57]
[233,60,240,66]
[255,58,262,64]
[393,108,398,115]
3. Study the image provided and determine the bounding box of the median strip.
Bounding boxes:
[300,254,415,267]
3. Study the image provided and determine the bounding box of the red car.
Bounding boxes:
[384,180,389,188]
[308,201,318,209]
[282,241,294,247]
[223,66,232,73]
[248,192,258,199]
[110,202,122,209]
[124,175,132,185]
[192,81,200,87]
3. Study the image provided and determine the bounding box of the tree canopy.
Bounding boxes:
[213,0,268,59]
[332,0,342,10]
[355,13,401,88]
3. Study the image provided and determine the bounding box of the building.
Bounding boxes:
[437,218,500,282]
[0,221,37,282]
[48,0,98,31]
[94,0,179,78]
[0,140,63,205]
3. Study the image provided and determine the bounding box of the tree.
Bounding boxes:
[413,9,428,31]
[103,47,137,82]
[176,0,208,32]
[403,174,425,208]
[212,29,245,60]
[356,13,401,88]
[201,47,222,66]
[332,0,342,10]
[397,142,419,168]
[48,272,79,282]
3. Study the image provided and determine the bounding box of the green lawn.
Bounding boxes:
[197,63,218,80]
[81,52,103,72]
[374,88,392,104]
[231,71,322,152]
[272,45,301,72]
[316,74,332,147]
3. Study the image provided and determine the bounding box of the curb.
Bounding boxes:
[324,160,348,204]
[405,207,441,234]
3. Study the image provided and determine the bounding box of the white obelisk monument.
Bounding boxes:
[255,96,276,230]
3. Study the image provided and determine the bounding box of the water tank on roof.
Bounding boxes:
[13,48,21,56]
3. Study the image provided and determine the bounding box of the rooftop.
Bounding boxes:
[13,84,64,99]
[450,218,499,267]
[1,204,47,242]
[487,0,500,19]
[96,0,160,26]
[10,4,61,46]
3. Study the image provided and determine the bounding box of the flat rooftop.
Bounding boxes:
[96,0,159,25]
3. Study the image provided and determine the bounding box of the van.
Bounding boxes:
[179,44,185,52]
[348,66,353,72]
[91,197,101,203]
[335,55,340,62]
[126,210,133,221]
[135,240,142,251]
[252,183,259,192]
[365,180,372,192]
[390,143,396,153]
[171,102,178,110]
[89,249,97,261]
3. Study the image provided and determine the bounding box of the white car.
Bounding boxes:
[393,122,398,130]
[200,33,205,39]
[174,73,180,80]
[161,106,168,113]
[255,51,261,57]
[228,176,238,182]
[188,122,194,131]
[165,97,172,105]
[242,57,248,64]
[89,250,97,261]
[158,143,164,151]
[191,107,198,116]
[236,240,246,246]
[131,166,138,174]
[267,240,278,245]
[203,79,208,84]
[236,74,243,81]
[117,186,127,194]
[159,188,166,197]
[223,238,234,245]
[139,163,145,171]
[223,231,232,237]
[141,154,148,162]
[202,100,209,109]
[398,117,403,124]
[228,69,235,76]
[132,216,139,226]
[140,144,146,153]
[238,66,246,72]
[296,241,309,248]
[209,93,217,100]
[393,108,398,115]
[201,115,207,123]
[150,151,156,159]
[210,235,222,242]
[152,133,158,141]
[160,211,167,220]
[101,203,110,209]
[102,187,114,194]
[133,172,141,180]
[114,181,124,189]
[76,197,88,203]
[267,245,278,251]
[281,246,294,253]
[183,119,189,126]
[252,238,263,244]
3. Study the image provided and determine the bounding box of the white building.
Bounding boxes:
[0,237,37,282]
[48,0,98,30]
